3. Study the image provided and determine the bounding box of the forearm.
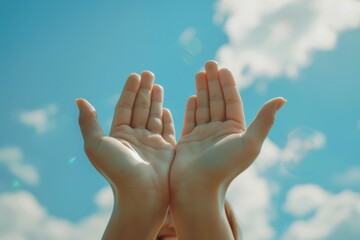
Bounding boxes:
[103,190,168,240]
[170,185,234,240]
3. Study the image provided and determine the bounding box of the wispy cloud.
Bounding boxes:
[214,0,360,90]
[281,128,325,163]
[19,104,58,134]
[0,187,112,240]
[332,167,360,187]
[0,146,39,185]
[254,128,326,172]
[179,27,203,56]
[283,184,360,240]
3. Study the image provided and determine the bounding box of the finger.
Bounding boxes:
[205,60,225,121]
[76,98,104,148]
[219,68,245,129]
[111,73,141,129]
[147,84,164,134]
[245,97,286,148]
[162,108,176,146]
[195,72,210,125]
[181,96,197,137]
[131,71,154,128]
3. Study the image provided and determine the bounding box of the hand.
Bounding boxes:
[168,61,285,239]
[77,72,176,239]
[170,60,286,194]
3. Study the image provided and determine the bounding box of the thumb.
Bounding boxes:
[76,98,104,149]
[245,97,286,147]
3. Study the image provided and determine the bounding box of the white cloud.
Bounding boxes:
[254,128,326,172]
[94,187,113,211]
[0,146,39,185]
[226,127,326,239]
[281,128,325,163]
[0,187,113,240]
[214,0,360,90]
[19,104,58,134]
[283,185,360,240]
[283,184,330,217]
[227,168,276,240]
[332,166,360,187]
[253,138,282,172]
[0,147,22,163]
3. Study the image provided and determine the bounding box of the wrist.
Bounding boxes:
[169,183,233,240]
[170,173,229,202]
[114,186,169,213]
[103,191,168,240]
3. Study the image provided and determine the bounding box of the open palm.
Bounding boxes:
[170,61,286,191]
[77,72,176,199]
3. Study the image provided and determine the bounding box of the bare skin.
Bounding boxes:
[169,61,286,239]
[77,61,286,239]
[77,71,176,240]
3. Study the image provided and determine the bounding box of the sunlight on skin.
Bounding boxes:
[77,61,286,239]
[77,71,176,239]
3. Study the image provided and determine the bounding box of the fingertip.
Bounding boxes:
[128,72,141,79]
[188,95,197,107]
[75,98,81,110]
[195,71,206,81]
[76,98,96,113]
[163,107,172,117]
[153,84,164,94]
[141,70,155,79]
[276,97,287,110]
[218,68,232,80]
[205,60,218,69]
[162,108,171,122]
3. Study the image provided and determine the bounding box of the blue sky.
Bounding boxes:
[0,0,360,239]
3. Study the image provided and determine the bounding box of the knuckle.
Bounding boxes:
[135,100,150,109]
[210,93,224,102]
[196,101,208,109]
[117,101,133,110]
[149,111,162,119]
[226,97,240,105]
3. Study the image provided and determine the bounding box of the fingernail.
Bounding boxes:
[277,98,287,110]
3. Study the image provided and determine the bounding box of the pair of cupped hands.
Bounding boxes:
[76,61,286,217]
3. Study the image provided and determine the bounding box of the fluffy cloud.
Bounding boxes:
[227,128,326,239]
[0,187,113,240]
[283,184,330,217]
[0,146,39,185]
[283,185,360,240]
[227,168,276,240]
[214,0,360,90]
[19,104,58,134]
